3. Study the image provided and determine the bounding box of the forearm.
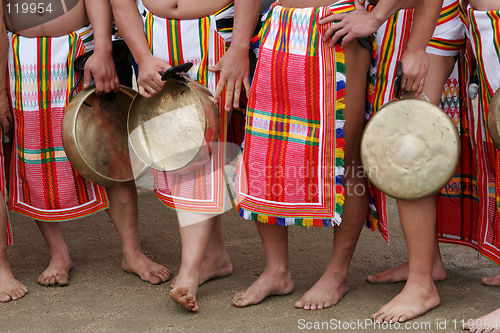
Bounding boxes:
[406,0,443,51]
[230,0,260,52]
[111,0,152,65]
[0,2,8,92]
[84,0,113,54]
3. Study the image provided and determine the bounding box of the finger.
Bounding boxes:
[324,21,344,42]
[208,64,221,73]
[318,13,346,25]
[103,80,111,94]
[416,77,425,96]
[145,84,159,96]
[225,79,235,111]
[354,0,363,9]
[214,77,226,103]
[83,68,92,88]
[151,75,165,91]
[341,33,356,48]
[0,118,10,134]
[233,80,242,108]
[243,76,251,99]
[94,79,104,95]
[114,77,121,92]
[410,78,420,94]
[403,77,413,93]
[109,77,117,93]
[138,85,153,98]
[330,28,347,47]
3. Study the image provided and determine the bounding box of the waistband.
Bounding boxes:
[139,1,235,23]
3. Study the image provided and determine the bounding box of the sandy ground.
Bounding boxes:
[0,183,499,333]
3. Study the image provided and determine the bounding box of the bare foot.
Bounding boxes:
[121,252,170,285]
[367,261,446,284]
[482,275,500,287]
[232,268,294,308]
[170,285,199,312]
[0,267,28,302]
[294,272,349,310]
[372,281,440,323]
[169,256,233,289]
[38,253,73,286]
[463,307,500,332]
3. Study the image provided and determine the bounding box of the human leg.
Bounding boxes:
[372,54,455,323]
[36,222,73,286]
[0,195,28,301]
[294,39,370,311]
[366,233,446,284]
[169,213,221,312]
[169,216,232,288]
[232,222,294,307]
[106,185,170,284]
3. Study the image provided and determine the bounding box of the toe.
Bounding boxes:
[49,276,56,286]
[0,292,11,303]
[145,273,161,285]
[170,276,178,289]
[303,301,312,310]
[57,276,69,286]
[294,299,304,308]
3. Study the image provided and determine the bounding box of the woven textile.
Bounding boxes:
[141,2,237,214]
[235,1,354,227]
[6,26,109,222]
[466,7,500,264]
[367,1,479,248]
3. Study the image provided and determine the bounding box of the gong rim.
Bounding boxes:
[62,85,148,188]
[361,98,460,200]
[127,79,214,173]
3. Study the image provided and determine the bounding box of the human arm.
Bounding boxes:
[112,0,169,98]
[208,0,260,111]
[320,0,412,47]
[399,0,443,95]
[84,0,120,94]
[0,1,13,133]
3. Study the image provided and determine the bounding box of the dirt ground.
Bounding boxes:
[1,184,499,333]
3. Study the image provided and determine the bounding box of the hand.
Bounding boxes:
[400,47,428,95]
[84,50,121,94]
[319,0,378,48]
[208,46,250,112]
[136,55,170,98]
[0,90,13,134]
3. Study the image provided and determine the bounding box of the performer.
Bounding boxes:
[112,0,259,312]
[462,0,500,331]
[0,2,26,302]
[233,0,373,309]
[325,0,467,322]
[2,0,169,288]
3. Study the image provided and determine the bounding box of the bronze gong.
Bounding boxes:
[63,85,148,188]
[361,98,460,200]
[128,63,221,173]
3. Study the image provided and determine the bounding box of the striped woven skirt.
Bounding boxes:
[235,1,357,227]
[140,2,239,214]
[366,1,481,249]
[467,7,500,264]
[6,26,110,222]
